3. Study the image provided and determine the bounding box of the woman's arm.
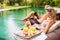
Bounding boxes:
[38,13,50,24]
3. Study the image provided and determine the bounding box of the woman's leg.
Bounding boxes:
[22,11,35,21]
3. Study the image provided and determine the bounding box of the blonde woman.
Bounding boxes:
[24,6,56,33]
[39,7,56,33]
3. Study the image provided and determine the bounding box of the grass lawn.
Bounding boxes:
[54,6,60,8]
[0,6,30,11]
[4,6,31,9]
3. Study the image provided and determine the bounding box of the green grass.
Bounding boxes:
[4,6,31,9]
[53,6,60,8]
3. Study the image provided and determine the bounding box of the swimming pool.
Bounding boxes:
[0,7,44,40]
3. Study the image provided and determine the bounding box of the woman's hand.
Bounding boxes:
[40,25,45,32]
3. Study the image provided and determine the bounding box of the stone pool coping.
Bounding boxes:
[0,6,30,11]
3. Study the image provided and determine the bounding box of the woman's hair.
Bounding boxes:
[46,7,56,19]
[51,9,56,19]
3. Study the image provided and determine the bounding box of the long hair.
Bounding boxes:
[51,9,56,20]
[46,7,56,20]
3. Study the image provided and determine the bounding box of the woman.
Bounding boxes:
[39,7,56,33]
[24,6,56,33]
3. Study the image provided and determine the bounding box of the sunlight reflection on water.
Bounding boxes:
[5,16,21,40]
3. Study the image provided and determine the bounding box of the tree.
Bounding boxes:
[0,0,4,3]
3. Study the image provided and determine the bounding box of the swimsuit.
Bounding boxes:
[41,18,50,28]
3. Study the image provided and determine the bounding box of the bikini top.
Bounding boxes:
[41,18,50,28]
